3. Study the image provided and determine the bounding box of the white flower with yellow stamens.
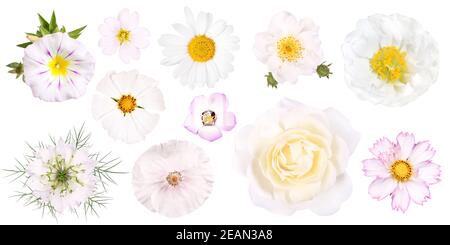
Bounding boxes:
[159,7,239,88]
[92,70,165,144]
[342,14,439,106]
[22,32,95,102]
[99,9,150,64]
[254,12,325,85]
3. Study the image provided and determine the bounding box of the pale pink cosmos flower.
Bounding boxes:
[363,132,441,212]
[99,9,150,63]
[184,93,236,142]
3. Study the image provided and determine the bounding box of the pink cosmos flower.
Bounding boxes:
[363,132,441,212]
[184,93,236,142]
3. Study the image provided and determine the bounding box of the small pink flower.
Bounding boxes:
[363,132,441,212]
[184,93,236,142]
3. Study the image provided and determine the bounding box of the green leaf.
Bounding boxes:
[60,26,66,33]
[37,13,49,30]
[17,42,32,48]
[39,25,50,35]
[68,25,86,39]
[49,11,58,32]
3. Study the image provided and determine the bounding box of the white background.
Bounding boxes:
[0,0,448,225]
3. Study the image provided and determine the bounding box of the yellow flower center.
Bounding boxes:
[117,95,137,114]
[370,46,408,84]
[390,160,413,182]
[116,28,131,45]
[166,171,182,187]
[277,35,304,62]
[187,35,216,62]
[48,55,70,77]
[201,110,217,126]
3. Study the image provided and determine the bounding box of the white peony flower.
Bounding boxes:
[99,9,150,63]
[23,32,95,102]
[342,14,439,106]
[159,7,239,88]
[27,139,97,214]
[132,140,214,218]
[92,70,165,144]
[254,12,324,84]
[234,99,359,215]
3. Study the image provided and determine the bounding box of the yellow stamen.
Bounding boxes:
[201,110,217,126]
[370,46,408,84]
[116,29,131,45]
[390,160,413,182]
[48,55,70,77]
[117,95,137,114]
[166,171,182,186]
[277,35,304,62]
[187,35,216,62]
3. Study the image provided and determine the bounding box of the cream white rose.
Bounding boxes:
[234,99,359,215]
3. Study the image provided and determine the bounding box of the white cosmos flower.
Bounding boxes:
[342,14,439,106]
[132,140,214,218]
[235,99,359,215]
[92,70,165,144]
[254,12,324,83]
[23,32,95,102]
[159,7,239,88]
[99,9,150,63]
[27,139,97,214]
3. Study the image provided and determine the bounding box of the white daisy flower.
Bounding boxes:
[23,32,95,102]
[132,140,214,217]
[92,70,165,144]
[254,12,325,85]
[27,139,97,214]
[342,14,439,106]
[99,9,150,63]
[159,7,239,88]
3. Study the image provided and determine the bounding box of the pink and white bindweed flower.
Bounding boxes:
[99,9,150,63]
[363,132,441,212]
[184,93,236,142]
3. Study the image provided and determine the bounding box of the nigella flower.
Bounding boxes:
[23,32,95,102]
[27,139,97,213]
[363,132,441,212]
[159,7,239,88]
[184,93,236,142]
[6,125,122,218]
[132,140,214,217]
[92,70,165,144]
[342,14,439,106]
[99,9,150,63]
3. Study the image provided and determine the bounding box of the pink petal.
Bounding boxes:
[362,158,389,178]
[198,126,223,142]
[119,9,139,30]
[119,43,140,63]
[221,112,236,131]
[396,132,415,160]
[391,185,411,213]
[184,114,199,134]
[368,177,397,200]
[130,27,150,49]
[417,163,441,185]
[406,181,430,205]
[370,137,395,157]
[408,141,435,166]
[189,95,208,116]
[208,93,228,112]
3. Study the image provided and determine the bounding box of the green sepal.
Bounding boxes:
[316,62,333,79]
[68,25,87,39]
[17,42,32,48]
[49,11,58,33]
[265,72,278,89]
[6,62,24,79]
